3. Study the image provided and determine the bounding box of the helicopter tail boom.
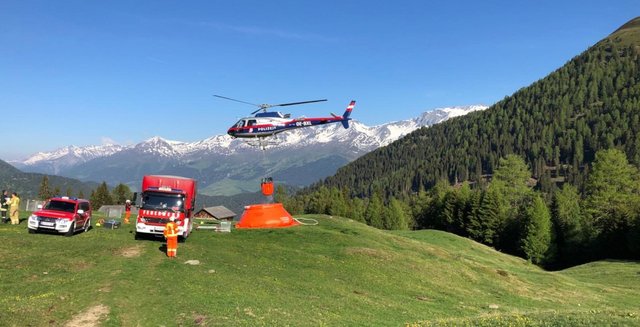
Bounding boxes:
[340,100,356,129]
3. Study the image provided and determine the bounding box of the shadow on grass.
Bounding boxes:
[129,230,169,254]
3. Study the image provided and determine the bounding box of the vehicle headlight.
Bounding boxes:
[29,214,39,221]
[58,220,69,226]
[139,217,146,223]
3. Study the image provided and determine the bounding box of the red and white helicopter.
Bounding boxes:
[215,95,356,143]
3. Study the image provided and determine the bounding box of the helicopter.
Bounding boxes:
[214,95,356,140]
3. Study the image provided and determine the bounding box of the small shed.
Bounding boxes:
[98,205,139,218]
[194,206,236,221]
[98,205,125,218]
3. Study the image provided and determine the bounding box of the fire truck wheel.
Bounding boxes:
[65,222,75,237]
[134,232,142,240]
[28,228,36,234]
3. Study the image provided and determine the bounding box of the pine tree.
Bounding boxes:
[490,155,534,251]
[365,193,384,229]
[38,176,51,200]
[520,195,552,264]
[274,185,288,204]
[384,198,409,230]
[550,184,588,264]
[307,186,330,214]
[349,198,366,223]
[454,182,474,235]
[328,187,348,217]
[91,182,113,210]
[89,190,96,207]
[469,188,501,245]
[111,183,132,205]
[440,191,458,232]
[491,154,532,209]
[584,148,640,256]
[422,180,450,229]
[464,190,482,241]
[286,197,305,215]
[411,188,432,229]
[627,213,640,257]
[65,187,73,197]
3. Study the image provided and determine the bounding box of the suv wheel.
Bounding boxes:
[65,221,75,237]
[28,228,36,234]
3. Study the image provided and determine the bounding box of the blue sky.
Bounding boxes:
[0,1,637,160]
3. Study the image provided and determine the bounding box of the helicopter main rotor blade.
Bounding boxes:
[213,95,260,107]
[275,99,327,107]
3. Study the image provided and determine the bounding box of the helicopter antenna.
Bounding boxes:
[213,95,327,114]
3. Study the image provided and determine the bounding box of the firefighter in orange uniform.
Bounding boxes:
[163,216,179,258]
[124,199,132,224]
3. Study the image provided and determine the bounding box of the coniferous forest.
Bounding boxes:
[284,17,640,268]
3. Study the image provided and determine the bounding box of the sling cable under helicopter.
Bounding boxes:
[213,95,356,228]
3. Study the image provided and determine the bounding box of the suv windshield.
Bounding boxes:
[141,192,184,211]
[44,200,76,213]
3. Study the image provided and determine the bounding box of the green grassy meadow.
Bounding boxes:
[0,213,639,326]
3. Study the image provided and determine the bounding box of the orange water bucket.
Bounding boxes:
[261,181,274,196]
[235,203,299,229]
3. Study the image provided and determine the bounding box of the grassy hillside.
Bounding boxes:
[611,16,640,47]
[0,214,638,326]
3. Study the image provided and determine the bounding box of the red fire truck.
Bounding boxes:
[134,175,197,242]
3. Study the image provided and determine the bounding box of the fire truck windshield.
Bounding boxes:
[141,192,185,211]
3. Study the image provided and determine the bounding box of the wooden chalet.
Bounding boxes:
[194,206,236,221]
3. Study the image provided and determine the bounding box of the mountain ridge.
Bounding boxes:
[11,105,487,195]
[302,16,640,200]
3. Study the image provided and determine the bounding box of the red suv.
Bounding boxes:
[27,196,92,236]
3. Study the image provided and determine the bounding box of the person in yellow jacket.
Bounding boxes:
[163,216,179,258]
[7,192,20,225]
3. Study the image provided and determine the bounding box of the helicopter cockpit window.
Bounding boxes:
[236,120,244,128]
[247,120,257,126]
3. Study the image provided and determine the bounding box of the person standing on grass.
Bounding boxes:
[123,199,132,224]
[7,192,20,225]
[163,216,179,258]
[0,190,8,223]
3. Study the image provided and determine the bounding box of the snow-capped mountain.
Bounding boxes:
[20,144,125,175]
[12,105,488,195]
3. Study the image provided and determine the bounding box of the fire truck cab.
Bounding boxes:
[135,175,197,242]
